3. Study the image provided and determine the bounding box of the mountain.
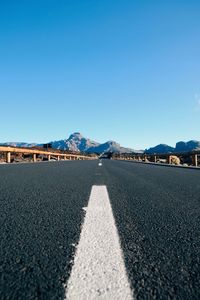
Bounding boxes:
[175,140,200,152]
[86,140,136,154]
[0,132,138,154]
[145,140,200,154]
[50,132,100,152]
[145,144,175,154]
[0,142,37,148]
[50,132,139,154]
[2,134,199,154]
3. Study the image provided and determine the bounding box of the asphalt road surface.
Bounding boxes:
[0,160,200,299]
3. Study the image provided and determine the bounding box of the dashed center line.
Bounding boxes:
[65,185,134,299]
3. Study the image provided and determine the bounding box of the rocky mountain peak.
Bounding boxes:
[68,132,83,140]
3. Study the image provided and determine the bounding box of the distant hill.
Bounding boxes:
[0,142,37,148]
[145,144,175,154]
[175,140,200,152]
[145,140,200,154]
[86,140,135,154]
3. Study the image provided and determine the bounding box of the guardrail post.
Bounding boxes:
[57,156,60,161]
[48,154,51,161]
[192,154,198,167]
[154,155,157,163]
[167,155,172,164]
[64,156,66,160]
[6,152,11,163]
[33,153,37,162]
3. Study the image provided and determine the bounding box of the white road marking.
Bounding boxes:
[65,185,134,300]
[98,160,102,166]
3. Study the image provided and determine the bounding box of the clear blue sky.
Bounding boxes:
[0,0,200,149]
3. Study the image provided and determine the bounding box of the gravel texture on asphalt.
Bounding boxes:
[1,160,200,299]
[97,160,200,300]
[0,161,95,299]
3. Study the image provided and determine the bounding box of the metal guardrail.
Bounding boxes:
[113,150,200,167]
[0,146,96,163]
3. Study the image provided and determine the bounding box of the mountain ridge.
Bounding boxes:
[145,140,200,154]
[49,132,139,154]
[0,132,141,154]
[1,133,200,154]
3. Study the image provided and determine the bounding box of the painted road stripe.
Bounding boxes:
[98,160,102,166]
[65,185,134,300]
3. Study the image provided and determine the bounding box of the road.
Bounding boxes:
[0,160,200,299]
